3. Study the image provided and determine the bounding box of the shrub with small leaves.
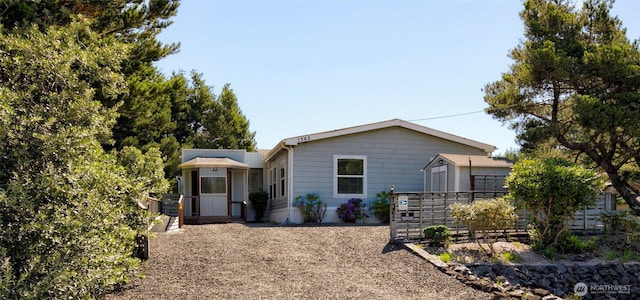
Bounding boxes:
[423,225,451,247]
[450,197,518,254]
[293,193,326,223]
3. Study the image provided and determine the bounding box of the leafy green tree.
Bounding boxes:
[484,0,640,214]
[506,158,603,250]
[1,0,184,179]
[0,23,168,298]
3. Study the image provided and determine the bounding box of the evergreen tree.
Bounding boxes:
[484,0,640,213]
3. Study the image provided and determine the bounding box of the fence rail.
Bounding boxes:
[389,191,616,242]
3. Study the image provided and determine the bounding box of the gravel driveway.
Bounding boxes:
[107,224,491,299]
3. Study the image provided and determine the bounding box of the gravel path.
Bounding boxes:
[107,224,491,299]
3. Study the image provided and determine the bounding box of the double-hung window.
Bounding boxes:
[334,155,367,198]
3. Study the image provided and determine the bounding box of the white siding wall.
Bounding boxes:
[290,127,486,223]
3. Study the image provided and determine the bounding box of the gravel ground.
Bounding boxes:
[106,224,492,300]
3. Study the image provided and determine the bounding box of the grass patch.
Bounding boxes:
[500,251,520,263]
[621,249,638,262]
[439,252,454,263]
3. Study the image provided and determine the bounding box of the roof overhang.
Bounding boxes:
[280,119,497,153]
[178,157,249,169]
[423,153,513,171]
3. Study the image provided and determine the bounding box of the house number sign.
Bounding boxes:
[297,136,311,143]
[398,195,408,211]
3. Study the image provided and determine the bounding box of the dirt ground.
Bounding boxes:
[106,224,492,300]
[444,241,549,264]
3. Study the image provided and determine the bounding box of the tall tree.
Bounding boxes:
[188,81,257,151]
[484,0,640,213]
[200,83,257,150]
[1,0,185,181]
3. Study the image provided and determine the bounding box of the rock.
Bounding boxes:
[453,264,471,275]
[524,293,542,300]
[508,289,525,298]
[471,264,494,278]
[540,278,553,290]
[599,268,609,276]
[533,288,550,296]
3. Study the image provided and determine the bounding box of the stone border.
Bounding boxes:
[404,242,640,299]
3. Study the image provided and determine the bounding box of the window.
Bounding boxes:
[334,155,366,198]
[279,161,286,197]
[201,177,226,194]
[269,167,277,199]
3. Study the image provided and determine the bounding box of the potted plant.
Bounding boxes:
[249,190,269,222]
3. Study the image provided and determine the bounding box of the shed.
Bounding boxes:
[422,153,512,192]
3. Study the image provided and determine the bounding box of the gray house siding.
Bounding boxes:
[287,127,487,222]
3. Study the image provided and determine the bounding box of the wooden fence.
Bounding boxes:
[389,191,616,242]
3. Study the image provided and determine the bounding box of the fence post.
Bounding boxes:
[389,185,396,242]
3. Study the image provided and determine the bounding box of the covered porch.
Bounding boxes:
[179,157,249,224]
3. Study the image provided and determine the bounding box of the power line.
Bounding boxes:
[408,110,484,122]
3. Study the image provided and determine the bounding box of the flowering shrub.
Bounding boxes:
[293,193,326,223]
[336,198,368,223]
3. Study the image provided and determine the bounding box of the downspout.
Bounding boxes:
[286,144,294,223]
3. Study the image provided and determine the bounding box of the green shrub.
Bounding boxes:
[423,225,451,246]
[368,191,390,223]
[249,190,269,222]
[450,197,518,254]
[601,211,640,249]
[293,193,326,223]
[506,158,603,250]
[532,231,596,258]
[558,233,595,254]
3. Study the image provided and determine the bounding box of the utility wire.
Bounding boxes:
[408,110,484,122]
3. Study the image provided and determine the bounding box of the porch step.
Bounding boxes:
[166,216,180,232]
[150,215,180,233]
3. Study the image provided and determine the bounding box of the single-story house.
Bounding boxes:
[178,118,503,224]
[422,153,512,192]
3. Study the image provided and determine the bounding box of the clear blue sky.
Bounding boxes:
[155,0,640,154]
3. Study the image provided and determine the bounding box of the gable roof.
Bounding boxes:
[179,157,249,169]
[423,153,512,170]
[280,119,496,153]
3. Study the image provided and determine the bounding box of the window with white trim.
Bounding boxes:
[334,155,367,198]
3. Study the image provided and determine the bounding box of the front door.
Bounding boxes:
[230,170,246,218]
